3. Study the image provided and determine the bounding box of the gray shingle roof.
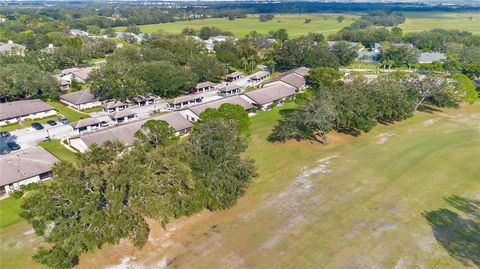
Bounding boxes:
[219,84,242,92]
[418,52,446,63]
[75,112,192,147]
[244,84,296,105]
[60,90,99,105]
[0,99,55,121]
[70,118,100,129]
[109,109,136,119]
[196,81,216,89]
[188,96,254,116]
[269,73,306,89]
[226,71,243,78]
[250,71,270,80]
[102,100,127,109]
[0,146,59,187]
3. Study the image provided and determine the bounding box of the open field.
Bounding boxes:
[1,101,479,269]
[401,12,480,35]
[115,14,357,38]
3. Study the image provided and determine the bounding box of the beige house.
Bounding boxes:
[218,85,243,96]
[102,101,128,113]
[109,109,137,124]
[0,99,57,126]
[70,118,102,133]
[60,90,101,110]
[242,84,296,111]
[0,147,59,197]
[68,112,193,152]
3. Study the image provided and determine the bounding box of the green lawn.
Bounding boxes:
[40,139,78,163]
[47,101,90,122]
[401,12,480,35]
[115,13,357,38]
[81,106,102,113]
[1,102,479,269]
[0,197,23,229]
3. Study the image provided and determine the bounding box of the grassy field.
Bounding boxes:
[115,14,357,38]
[401,12,480,35]
[0,197,23,229]
[1,101,479,269]
[46,102,90,122]
[40,139,77,163]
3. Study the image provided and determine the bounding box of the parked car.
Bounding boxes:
[31,122,44,130]
[58,116,69,124]
[47,120,57,126]
[0,131,10,138]
[7,142,20,151]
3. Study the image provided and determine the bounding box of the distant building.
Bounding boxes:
[357,51,380,62]
[0,40,26,55]
[0,99,57,126]
[418,52,446,64]
[0,147,59,197]
[167,95,204,110]
[225,71,243,82]
[249,71,270,83]
[116,32,145,43]
[70,29,89,37]
[218,84,243,96]
[60,89,101,110]
[59,67,94,84]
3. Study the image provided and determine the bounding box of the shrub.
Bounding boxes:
[10,190,24,199]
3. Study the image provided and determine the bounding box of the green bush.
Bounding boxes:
[22,182,40,191]
[10,190,24,199]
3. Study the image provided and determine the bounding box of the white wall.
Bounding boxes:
[2,173,53,196]
[61,99,101,111]
[0,109,57,126]
[179,109,199,122]
[69,137,89,153]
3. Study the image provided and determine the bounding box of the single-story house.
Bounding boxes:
[357,51,380,62]
[289,66,311,77]
[225,71,243,82]
[68,112,192,152]
[264,72,307,91]
[0,99,57,126]
[59,67,94,85]
[102,101,128,113]
[70,118,101,133]
[327,41,359,48]
[179,95,254,122]
[70,29,89,36]
[60,89,101,110]
[109,109,137,124]
[132,95,156,107]
[167,95,204,110]
[242,84,296,111]
[193,81,216,94]
[418,52,446,64]
[0,146,59,197]
[249,71,270,83]
[0,40,26,55]
[218,85,243,96]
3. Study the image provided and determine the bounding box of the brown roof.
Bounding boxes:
[244,84,296,105]
[270,73,306,89]
[219,84,242,92]
[109,109,136,119]
[188,96,254,116]
[170,95,203,105]
[292,67,310,77]
[226,71,243,78]
[0,99,55,121]
[102,100,127,109]
[250,71,270,80]
[75,112,192,147]
[60,90,99,105]
[0,146,59,187]
[70,118,100,129]
[196,81,216,89]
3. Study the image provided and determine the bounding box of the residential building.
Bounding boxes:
[60,67,94,84]
[242,84,296,111]
[0,40,26,55]
[116,32,146,44]
[109,109,137,124]
[179,95,254,122]
[132,95,156,107]
[249,71,270,83]
[60,89,101,110]
[357,51,380,62]
[68,112,192,152]
[264,72,307,91]
[418,52,446,64]
[225,71,243,82]
[193,81,216,94]
[102,101,128,113]
[70,118,101,133]
[0,147,59,196]
[218,85,243,96]
[0,99,56,126]
[70,29,89,36]
[167,95,204,110]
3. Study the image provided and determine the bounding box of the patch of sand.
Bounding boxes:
[376,133,395,144]
[393,257,411,269]
[423,119,439,126]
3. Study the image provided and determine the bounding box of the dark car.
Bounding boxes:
[47,120,57,126]
[7,142,20,151]
[0,131,10,138]
[0,147,10,155]
[31,122,44,130]
[58,116,69,124]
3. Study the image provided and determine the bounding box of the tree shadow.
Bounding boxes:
[423,196,480,267]
[278,108,296,117]
[417,104,443,114]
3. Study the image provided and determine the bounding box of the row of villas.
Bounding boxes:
[0,67,309,196]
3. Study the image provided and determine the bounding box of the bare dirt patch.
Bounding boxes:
[423,119,439,126]
[376,133,395,144]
